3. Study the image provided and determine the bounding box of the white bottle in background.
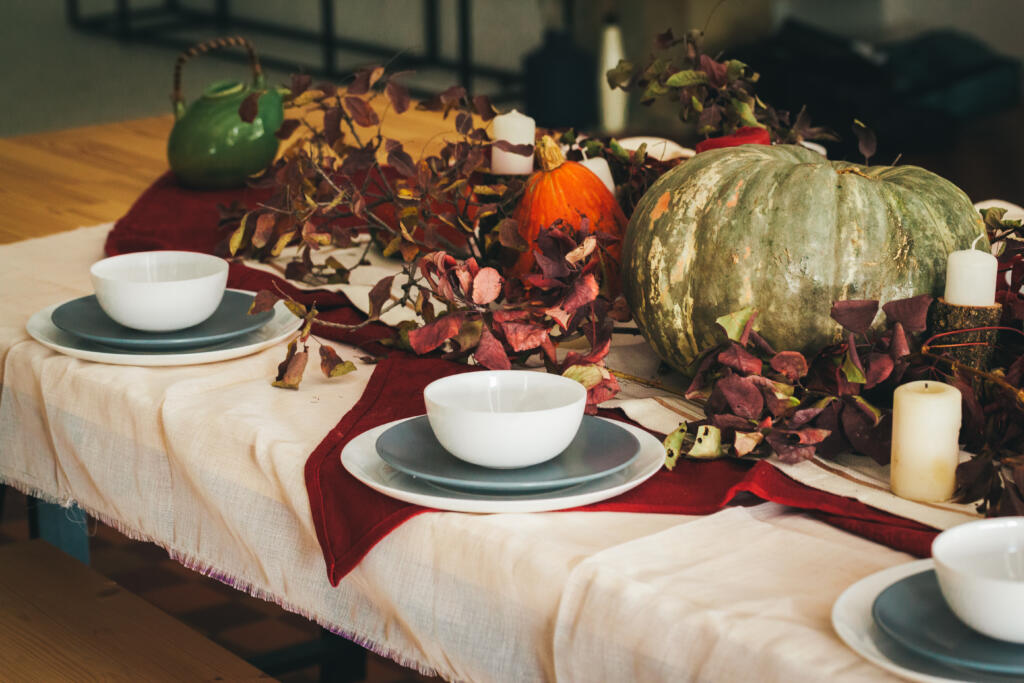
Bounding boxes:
[598,14,628,134]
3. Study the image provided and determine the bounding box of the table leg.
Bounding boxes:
[27,497,90,566]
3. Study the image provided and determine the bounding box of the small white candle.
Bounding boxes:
[944,234,998,306]
[890,380,962,502]
[579,157,615,195]
[490,109,535,175]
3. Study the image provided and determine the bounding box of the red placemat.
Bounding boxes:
[305,352,938,586]
[105,171,392,351]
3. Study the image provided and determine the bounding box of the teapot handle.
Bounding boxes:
[171,36,265,119]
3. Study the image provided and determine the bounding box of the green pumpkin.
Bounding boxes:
[622,144,987,370]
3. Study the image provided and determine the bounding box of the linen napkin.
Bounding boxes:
[304,352,938,586]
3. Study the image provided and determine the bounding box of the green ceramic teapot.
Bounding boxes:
[167,37,284,189]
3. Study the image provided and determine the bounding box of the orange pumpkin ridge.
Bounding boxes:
[511,135,627,277]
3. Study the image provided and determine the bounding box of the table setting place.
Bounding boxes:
[10,28,1024,683]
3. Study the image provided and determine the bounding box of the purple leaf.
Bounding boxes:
[716,373,764,420]
[493,139,534,157]
[367,275,395,319]
[387,146,417,178]
[890,321,911,359]
[864,352,895,389]
[344,96,380,127]
[290,74,312,98]
[274,119,301,140]
[472,95,496,121]
[882,294,933,332]
[408,313,464,354]
[385,81,410,114]
[717,343,762,375]
[474,325,510,370]
[830,299,879,335]
[710,413,755,431]
[323,107,343,145]
[497,320,548,352]
[842,403,891,464]
[248,289,279,315]
[238,92,260,123]
[770,351,808,381]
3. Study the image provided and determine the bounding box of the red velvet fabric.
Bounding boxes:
[305,353,938,586]
[695,126,772,153]
[109,173,939,587]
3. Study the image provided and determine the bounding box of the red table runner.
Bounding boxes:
[108,172,939,586]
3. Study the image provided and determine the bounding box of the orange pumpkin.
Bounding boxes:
[512,135,627,275]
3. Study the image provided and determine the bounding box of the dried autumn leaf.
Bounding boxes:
[497,218,527,251]
[228,213,250,256]
[275,119,301,140]
[830,299,879,335]
[252,212,276,249]
[716,307,756,343]
[663,422,689,470]
[770,351,808,381]
[882,294,933,332]
[716,373,764,420]
[284,300,308,319]
[471,267,503,305]
[249,289,279,315]
[688,424,723,458]
[473,325,511,370]
[238,92,260,123]
[499,320,548,352]
[492,139,534,157]
[471,95,496,121]
[733,431,764,456]
[407,313,464,354]
[272,341,308,390]
[367,275,396,319]
[343,96,380,127]
[385,81,410,114]
[319,345,357,378]
[290,73,312,97]
[717,342,762,375]
[387,146,417,178]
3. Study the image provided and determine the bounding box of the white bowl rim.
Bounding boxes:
[424,370,586,415]
[932,516,1024,586]
[90,250,228,283]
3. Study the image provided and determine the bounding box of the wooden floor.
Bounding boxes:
[0,489,438,683]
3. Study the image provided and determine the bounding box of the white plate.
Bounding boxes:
[832,559,1022,682]
[342,415,664,513]
[26,294,299,367]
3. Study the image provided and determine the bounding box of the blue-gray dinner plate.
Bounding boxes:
[375,415,640,492]
[51,290,274,351]
[872,569,1024,675]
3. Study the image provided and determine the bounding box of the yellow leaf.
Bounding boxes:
[271,231,296,256]
[229,213,250,255]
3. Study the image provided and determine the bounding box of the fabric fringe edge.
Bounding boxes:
[0,474,443,680]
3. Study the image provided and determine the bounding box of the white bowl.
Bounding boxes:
[932,517,1024,642]
[90,251,229,332]
[423,370,587,469]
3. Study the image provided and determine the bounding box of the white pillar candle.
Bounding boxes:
[579,156,615,195]
[490,109,535,175]
[890,380,962,502]
[944,235,998,306]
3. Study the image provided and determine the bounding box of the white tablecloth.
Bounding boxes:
[0,226,912,681]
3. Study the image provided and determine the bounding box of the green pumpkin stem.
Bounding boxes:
[536,135,566,172]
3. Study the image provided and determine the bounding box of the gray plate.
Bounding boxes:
[51,290,273,351]
[873,569,1024,675]
[375,415,640,492]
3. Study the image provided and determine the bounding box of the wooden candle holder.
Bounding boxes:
[927,297,1002,371]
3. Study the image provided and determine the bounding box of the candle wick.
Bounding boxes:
[971,232,986,250]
